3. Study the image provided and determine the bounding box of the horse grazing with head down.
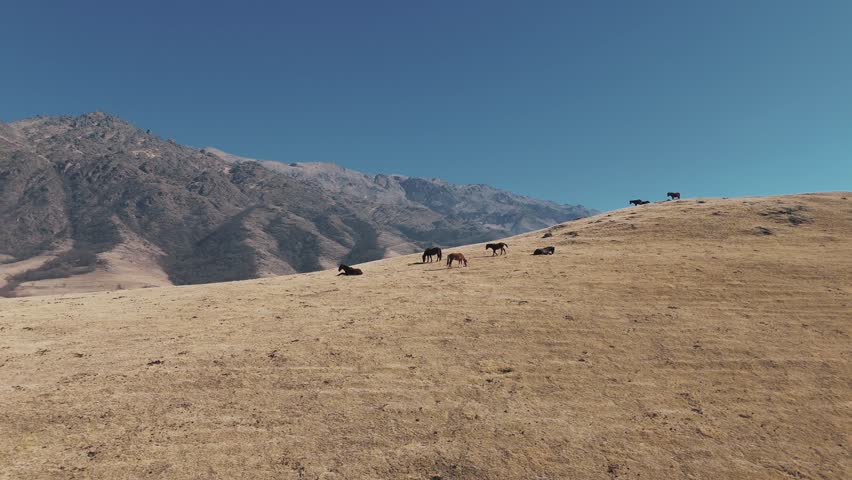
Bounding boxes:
[629,199,644,206]
[337,264,363,276]
[422,247,442,263]
[667,192,681,200]
[486,242,508,256]
[446,253,468,267]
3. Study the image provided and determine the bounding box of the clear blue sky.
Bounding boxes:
[2,1,850,211]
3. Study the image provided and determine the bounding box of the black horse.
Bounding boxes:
[486,242,508,256]
[667,191,681,200]
[639,200,651,205]
[422,247,442,263]
[629,199,644,206]
[533,246,556,255]
[337,264,363,276]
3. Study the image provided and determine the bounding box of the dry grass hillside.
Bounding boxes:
[1,192,850,479]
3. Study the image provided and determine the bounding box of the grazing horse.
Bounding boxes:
[533,246,556,255]
[629,199,644,206]
[485,242,508,256]
[446,253,468,267]
[337,264,363,276]
[667,192,681,200]
[422,247,442,263]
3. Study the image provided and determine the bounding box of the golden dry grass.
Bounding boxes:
[11,236,173,298]
[1,192,850,479]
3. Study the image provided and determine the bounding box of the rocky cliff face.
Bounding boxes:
[228,152,594,235]
[0,113,594,296]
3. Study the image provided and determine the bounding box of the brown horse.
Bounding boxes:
[422,247,442,263]
[667,191,681,200]
[337,264,363,276]
[446,253,468,267]
[485,242,508,256]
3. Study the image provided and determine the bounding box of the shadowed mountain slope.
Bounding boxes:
[1,192,849,478]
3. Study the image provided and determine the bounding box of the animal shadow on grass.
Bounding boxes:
[408,262,427,266]
[424,266,470,272]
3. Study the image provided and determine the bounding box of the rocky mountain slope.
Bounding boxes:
[1,193,848,478]
[0,113,593,296]
[207,148,590,234]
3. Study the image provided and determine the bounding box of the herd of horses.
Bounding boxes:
[338,192,684,275]
[418,242,507,266]
[631,191,681,206]
[339,241,553,275]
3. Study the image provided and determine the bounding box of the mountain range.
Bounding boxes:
[0,112,594,296]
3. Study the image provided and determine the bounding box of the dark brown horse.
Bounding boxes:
[629,199,644,206]
[337,264,363,276]
[486,242,508,256]
[446,253,468,267]
[533,246,556,255]
[422,247,442,263]
[667,192,681,200]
